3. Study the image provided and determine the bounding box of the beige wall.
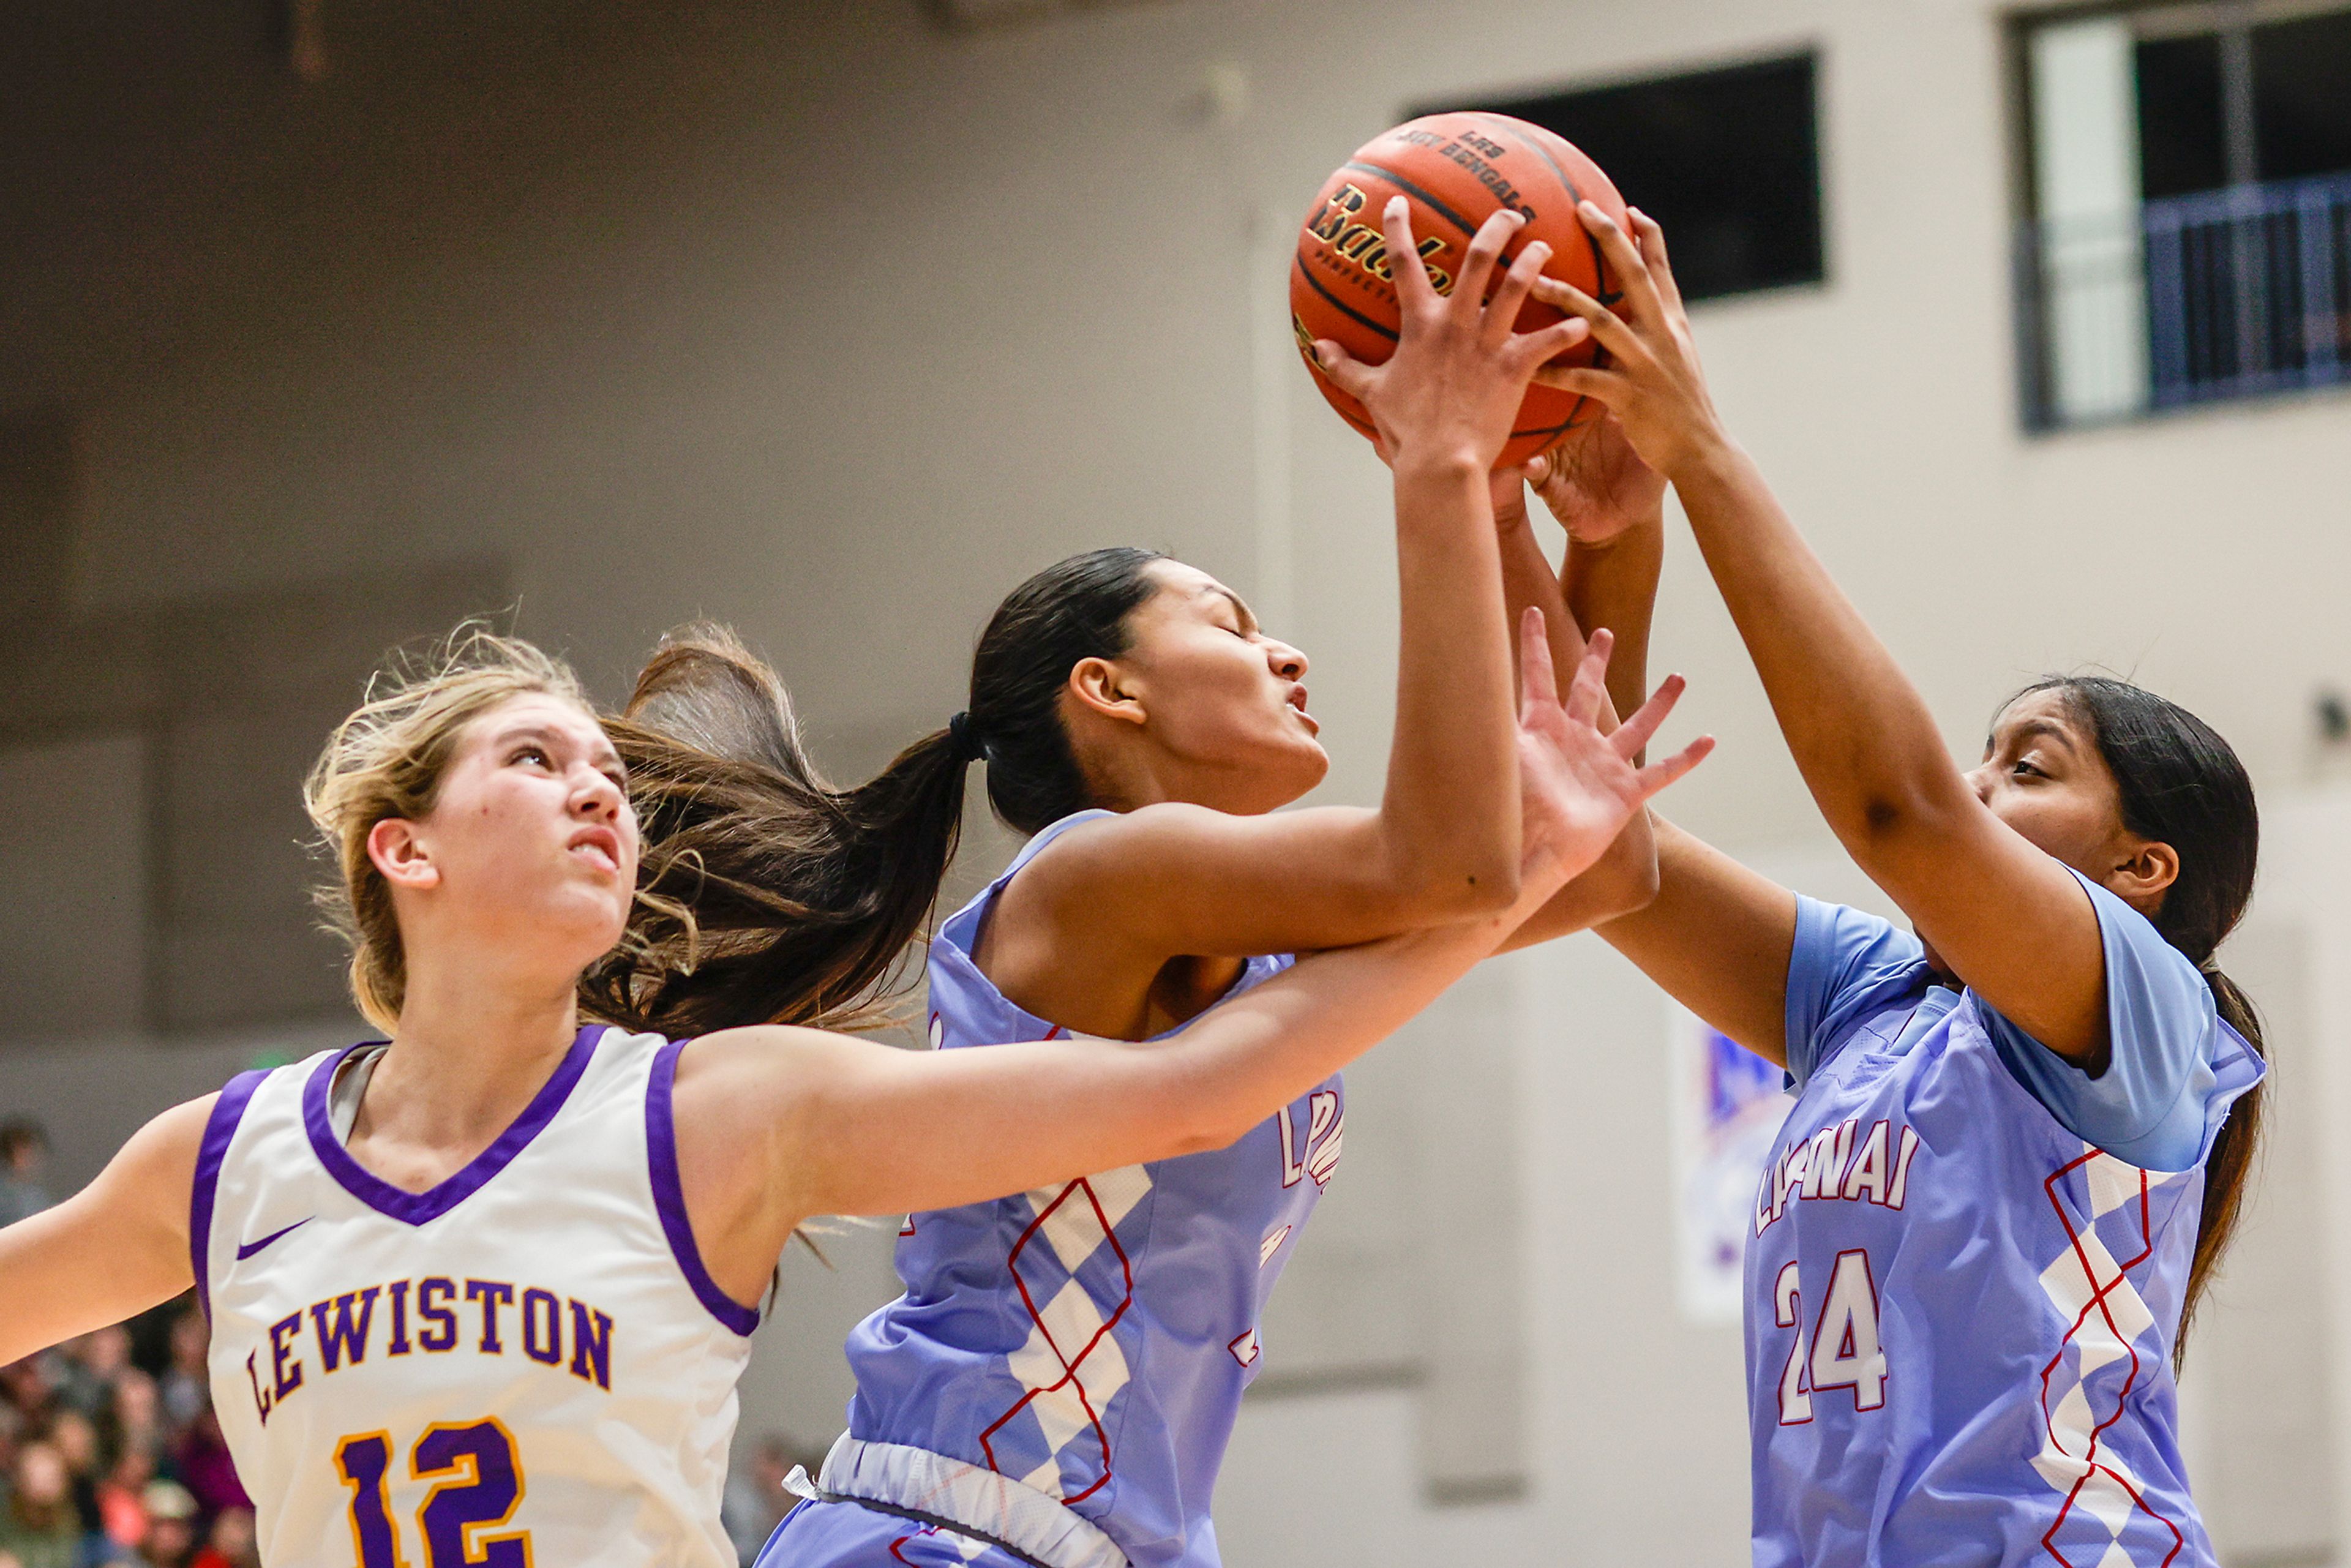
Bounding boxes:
[5,0,2349,1560]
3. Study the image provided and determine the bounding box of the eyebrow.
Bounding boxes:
[492,722,623,770]
[1992,717,2077,754]
[1205,585,1259,636]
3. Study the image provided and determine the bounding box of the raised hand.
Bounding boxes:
[1525,412,1666,547]
[1313,198,1594,473]
[1510,607,1711,894]
[1528,204,1729,482]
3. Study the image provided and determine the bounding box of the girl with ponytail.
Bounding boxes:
[607,203,1709,1568]
[1521,201,2265,1561]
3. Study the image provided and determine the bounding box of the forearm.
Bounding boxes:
[791,901,1523,1218]
[1564,518,1665,729]
[1497,817,1657,951]
[1670,440,1973,853]
[1494,499,1666,950]
[1594,817,1798,1062]
[1381,454,1522,907]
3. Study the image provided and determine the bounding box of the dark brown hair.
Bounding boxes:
[584,549,1166,1035]
[2022,675,2263,1362]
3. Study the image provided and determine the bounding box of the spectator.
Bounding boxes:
[185,1507,255,1568]
[130,1484,197,1568]
[96,1445,156,1557]
[155,1316,206,1438]
[53,1327,130,1422]
[0,1121,51,1226]
[168,1412,245,1522]
[40,1411,101,1542]
[0,1441,83,1568]
[106,1373,162,1477]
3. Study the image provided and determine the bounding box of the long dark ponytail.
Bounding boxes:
[585,549,1164,1035]
[2023,676,2263,1360]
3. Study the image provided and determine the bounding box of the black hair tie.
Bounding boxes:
[947,711,986,764]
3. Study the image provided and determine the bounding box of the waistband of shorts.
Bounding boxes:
[800,1434,1131,1568]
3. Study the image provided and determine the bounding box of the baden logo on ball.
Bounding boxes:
[1290,111,1629,466]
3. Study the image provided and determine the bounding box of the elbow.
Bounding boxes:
[1163,1113,1256,1161]
[1847,776,1975,857]
[1598,848,1662,923]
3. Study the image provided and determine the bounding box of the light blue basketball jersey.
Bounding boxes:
[1748,883,2262,1566]
[823,811,1338,1568]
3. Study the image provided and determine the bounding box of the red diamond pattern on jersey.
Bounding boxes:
[980,1165,1155,1504]
[2033,1147,2191,1567]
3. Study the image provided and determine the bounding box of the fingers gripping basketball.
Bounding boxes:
[1290,112,1630,467]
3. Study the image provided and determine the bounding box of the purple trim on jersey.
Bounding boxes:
[645,1036,762,1337]
[190,1068,269,1321]
[301,1027,602,1227]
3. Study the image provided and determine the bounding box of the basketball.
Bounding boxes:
[1291,112,1630,467]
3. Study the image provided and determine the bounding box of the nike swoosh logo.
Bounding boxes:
[236,1218,313,1260]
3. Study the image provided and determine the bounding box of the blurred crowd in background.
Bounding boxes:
[0,1120,251,1568]
[0,1116,812,1568]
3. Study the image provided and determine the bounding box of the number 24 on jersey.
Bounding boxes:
[1774,1250,1888,1424]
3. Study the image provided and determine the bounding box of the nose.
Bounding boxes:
[572,765,624,822]
[1962,762,1996,805]
[1265,639,1308,681]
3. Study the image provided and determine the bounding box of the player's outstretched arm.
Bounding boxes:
[1529,203,2109,1062]
[0,1097,211,1367]
[672,621,1710,1302]
[999,202,1606,980]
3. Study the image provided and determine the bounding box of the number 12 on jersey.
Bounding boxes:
[337,1419,530,1567]
[1774,1250,1886,1424]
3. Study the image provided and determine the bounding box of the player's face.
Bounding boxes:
[1965,689,2139,887]
[408,694,639,964]
[1112,561,1329,812]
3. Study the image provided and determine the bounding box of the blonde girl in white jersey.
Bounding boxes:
[0,613,1703,1568]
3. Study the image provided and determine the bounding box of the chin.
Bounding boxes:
[1252,745,1330,812]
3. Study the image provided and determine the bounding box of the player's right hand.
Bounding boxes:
[1310,198,1590,476]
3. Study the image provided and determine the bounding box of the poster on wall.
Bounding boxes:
[1668,1005,1791,1324]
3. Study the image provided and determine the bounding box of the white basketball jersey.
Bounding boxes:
[194,1025,759,1568]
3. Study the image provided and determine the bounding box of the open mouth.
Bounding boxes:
[568,827,622,875]
[1287,685,1319,733]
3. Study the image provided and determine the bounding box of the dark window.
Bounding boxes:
[2252,9,2351,181]
[2134,34,2225,198]
[1422,53,1824,304]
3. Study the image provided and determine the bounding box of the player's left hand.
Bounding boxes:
[1510,606,1711,893]
[1528,204,1730,484]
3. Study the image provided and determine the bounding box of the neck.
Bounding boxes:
[361,940,585,1157]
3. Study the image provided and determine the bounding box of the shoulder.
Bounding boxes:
[669,1026,883,1127]
[127,1094,220,1180]
[1008,805,1215,886]
[89,1093,221,1246]
[1785,897,1930,1088]
[2068,871,2212,1021]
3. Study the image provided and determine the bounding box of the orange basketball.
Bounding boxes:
[1291,112,1630,467]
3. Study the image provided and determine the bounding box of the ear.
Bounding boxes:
[2107,835,2180,912]
[1066,657,1149,729]
[366,817,441,893]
